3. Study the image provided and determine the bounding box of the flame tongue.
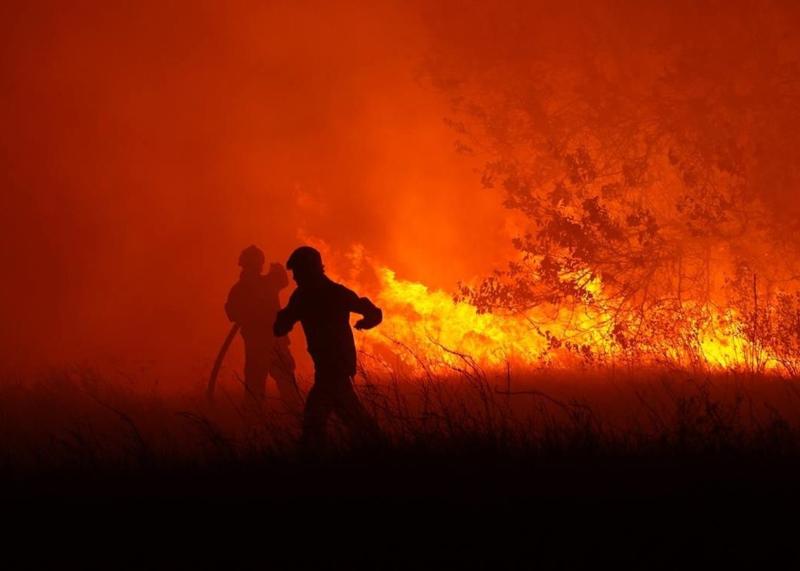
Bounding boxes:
[348,266,784,375]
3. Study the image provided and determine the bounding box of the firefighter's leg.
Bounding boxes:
[299,375,335,453]
[332,375,383,446]
[269,346,302,414]
[243,338,269,411]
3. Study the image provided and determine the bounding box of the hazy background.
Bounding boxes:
[0,1,514,381]
[3,1,800,385]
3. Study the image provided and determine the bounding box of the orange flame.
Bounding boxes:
[349,264,781,375]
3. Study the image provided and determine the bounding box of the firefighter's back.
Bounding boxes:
[291,276,358,375]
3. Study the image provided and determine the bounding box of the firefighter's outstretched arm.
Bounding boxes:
[268,262,290,290]
[353,296,382,330]
[274,293,300,336]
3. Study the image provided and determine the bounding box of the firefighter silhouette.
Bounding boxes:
[225,245,301,412]
[273,246,383,450]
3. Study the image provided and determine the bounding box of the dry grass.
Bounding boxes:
[4,365,800,568]
[2,365,800,486]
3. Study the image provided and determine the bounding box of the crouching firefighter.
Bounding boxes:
[273,246,383,451]
[225,245,302,413]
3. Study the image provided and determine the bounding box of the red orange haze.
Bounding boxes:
[3,1,800,388]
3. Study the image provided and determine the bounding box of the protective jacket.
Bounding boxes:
[274,275,381,376]
[226,263,289,344]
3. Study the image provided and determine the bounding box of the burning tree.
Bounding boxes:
[424,1,800,371]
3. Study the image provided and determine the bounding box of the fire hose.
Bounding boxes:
[206,323,240,402]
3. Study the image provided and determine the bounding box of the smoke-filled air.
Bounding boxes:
[5,1,800,383]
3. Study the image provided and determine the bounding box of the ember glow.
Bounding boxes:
[3,1,800,382]
[334,261,789,374]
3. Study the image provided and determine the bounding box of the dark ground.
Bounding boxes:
[5,452,800,569]
[4,371,800,568]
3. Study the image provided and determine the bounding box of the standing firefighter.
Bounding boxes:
[225,245,301,413]
[273,246,383,451]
